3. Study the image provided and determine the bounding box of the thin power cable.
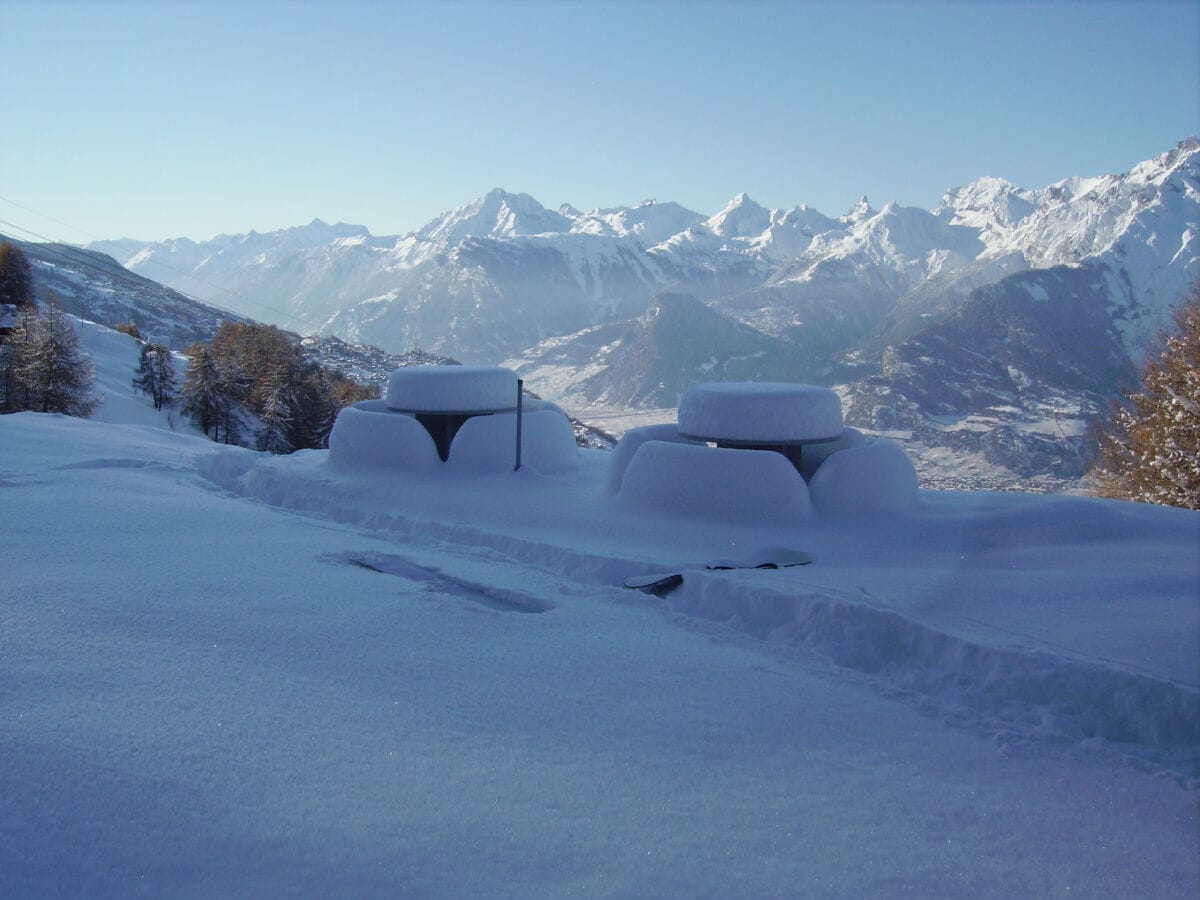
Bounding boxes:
[0,227,279,343]
[0,193,314,321]
[0,213,304,328]
[0,194,100,241]
[0,217,245,319]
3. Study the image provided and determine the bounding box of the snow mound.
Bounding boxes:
[605,423,704,495]
[614,440,813,522]
[450,408,578,474]
[386,365,518,413]
[678,382,843,443]
[808,438,919,515]
[328,404,440,473]
[799,426,869,481]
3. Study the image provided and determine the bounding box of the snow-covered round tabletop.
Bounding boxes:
[677,382,843,444]
[385,365,519,413]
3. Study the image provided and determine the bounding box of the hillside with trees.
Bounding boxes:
[179,322,377,452]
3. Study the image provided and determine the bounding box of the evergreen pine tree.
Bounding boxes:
[181,344,224,437]
[153,344,178,410]
[132,343,178,411]
[133,343,159,406]
[0,306,37,412]
[257,367,296,454]
[0,298,99,416]
[302,369,341,450]
[1089,289,1200,509]
[0,241,36,309]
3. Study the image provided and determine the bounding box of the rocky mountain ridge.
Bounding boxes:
[77,138,1200,485]
[90,139,1197,364]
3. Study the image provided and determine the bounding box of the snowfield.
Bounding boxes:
[2,320,1198,896]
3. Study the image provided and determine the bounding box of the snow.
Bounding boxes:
[2,318,1199,895]
[450,407,577,475]
[808,438,920,516]
[796,425,869,481]
[678,381,844,442]
[614,440,814,523]
[385,364,518,413]
[328,402,441,473]
[604,422,702,495]
[333,394,578,475]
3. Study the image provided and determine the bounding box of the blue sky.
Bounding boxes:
[3,0,1198,242]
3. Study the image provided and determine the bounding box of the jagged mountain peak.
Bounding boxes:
[415,188,572,245]
[579,200,706,245]
[85,139,1195,387]
[298,219,370,237]
[706,193,772,238]
[1124,136,1199,187]
[842,195,876,224]
[936,176,1037,230]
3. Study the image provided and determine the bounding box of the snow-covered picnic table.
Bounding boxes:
[385,365,520,461]
[677,382,845,472]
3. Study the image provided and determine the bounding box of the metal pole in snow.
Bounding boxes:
[514,378,523,471]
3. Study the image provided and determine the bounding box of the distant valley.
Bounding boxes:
[7,138,1196,489]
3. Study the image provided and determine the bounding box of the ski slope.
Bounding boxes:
[1,319,1197,895]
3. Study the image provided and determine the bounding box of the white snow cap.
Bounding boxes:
[386,365,519,413]
[678,382,844,444]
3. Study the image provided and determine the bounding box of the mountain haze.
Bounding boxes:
[81,138,1200,484]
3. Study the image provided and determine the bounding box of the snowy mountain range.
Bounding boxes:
[78,138,1200,484]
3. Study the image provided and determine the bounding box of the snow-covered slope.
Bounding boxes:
[7,236,253,348]
[2,351,1196,893]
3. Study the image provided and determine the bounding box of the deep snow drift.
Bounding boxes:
[1,319,1198,896]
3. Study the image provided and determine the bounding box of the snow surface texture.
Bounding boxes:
[677,382,844,443]
[386,364,519,412]
[2,317,1198,896]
